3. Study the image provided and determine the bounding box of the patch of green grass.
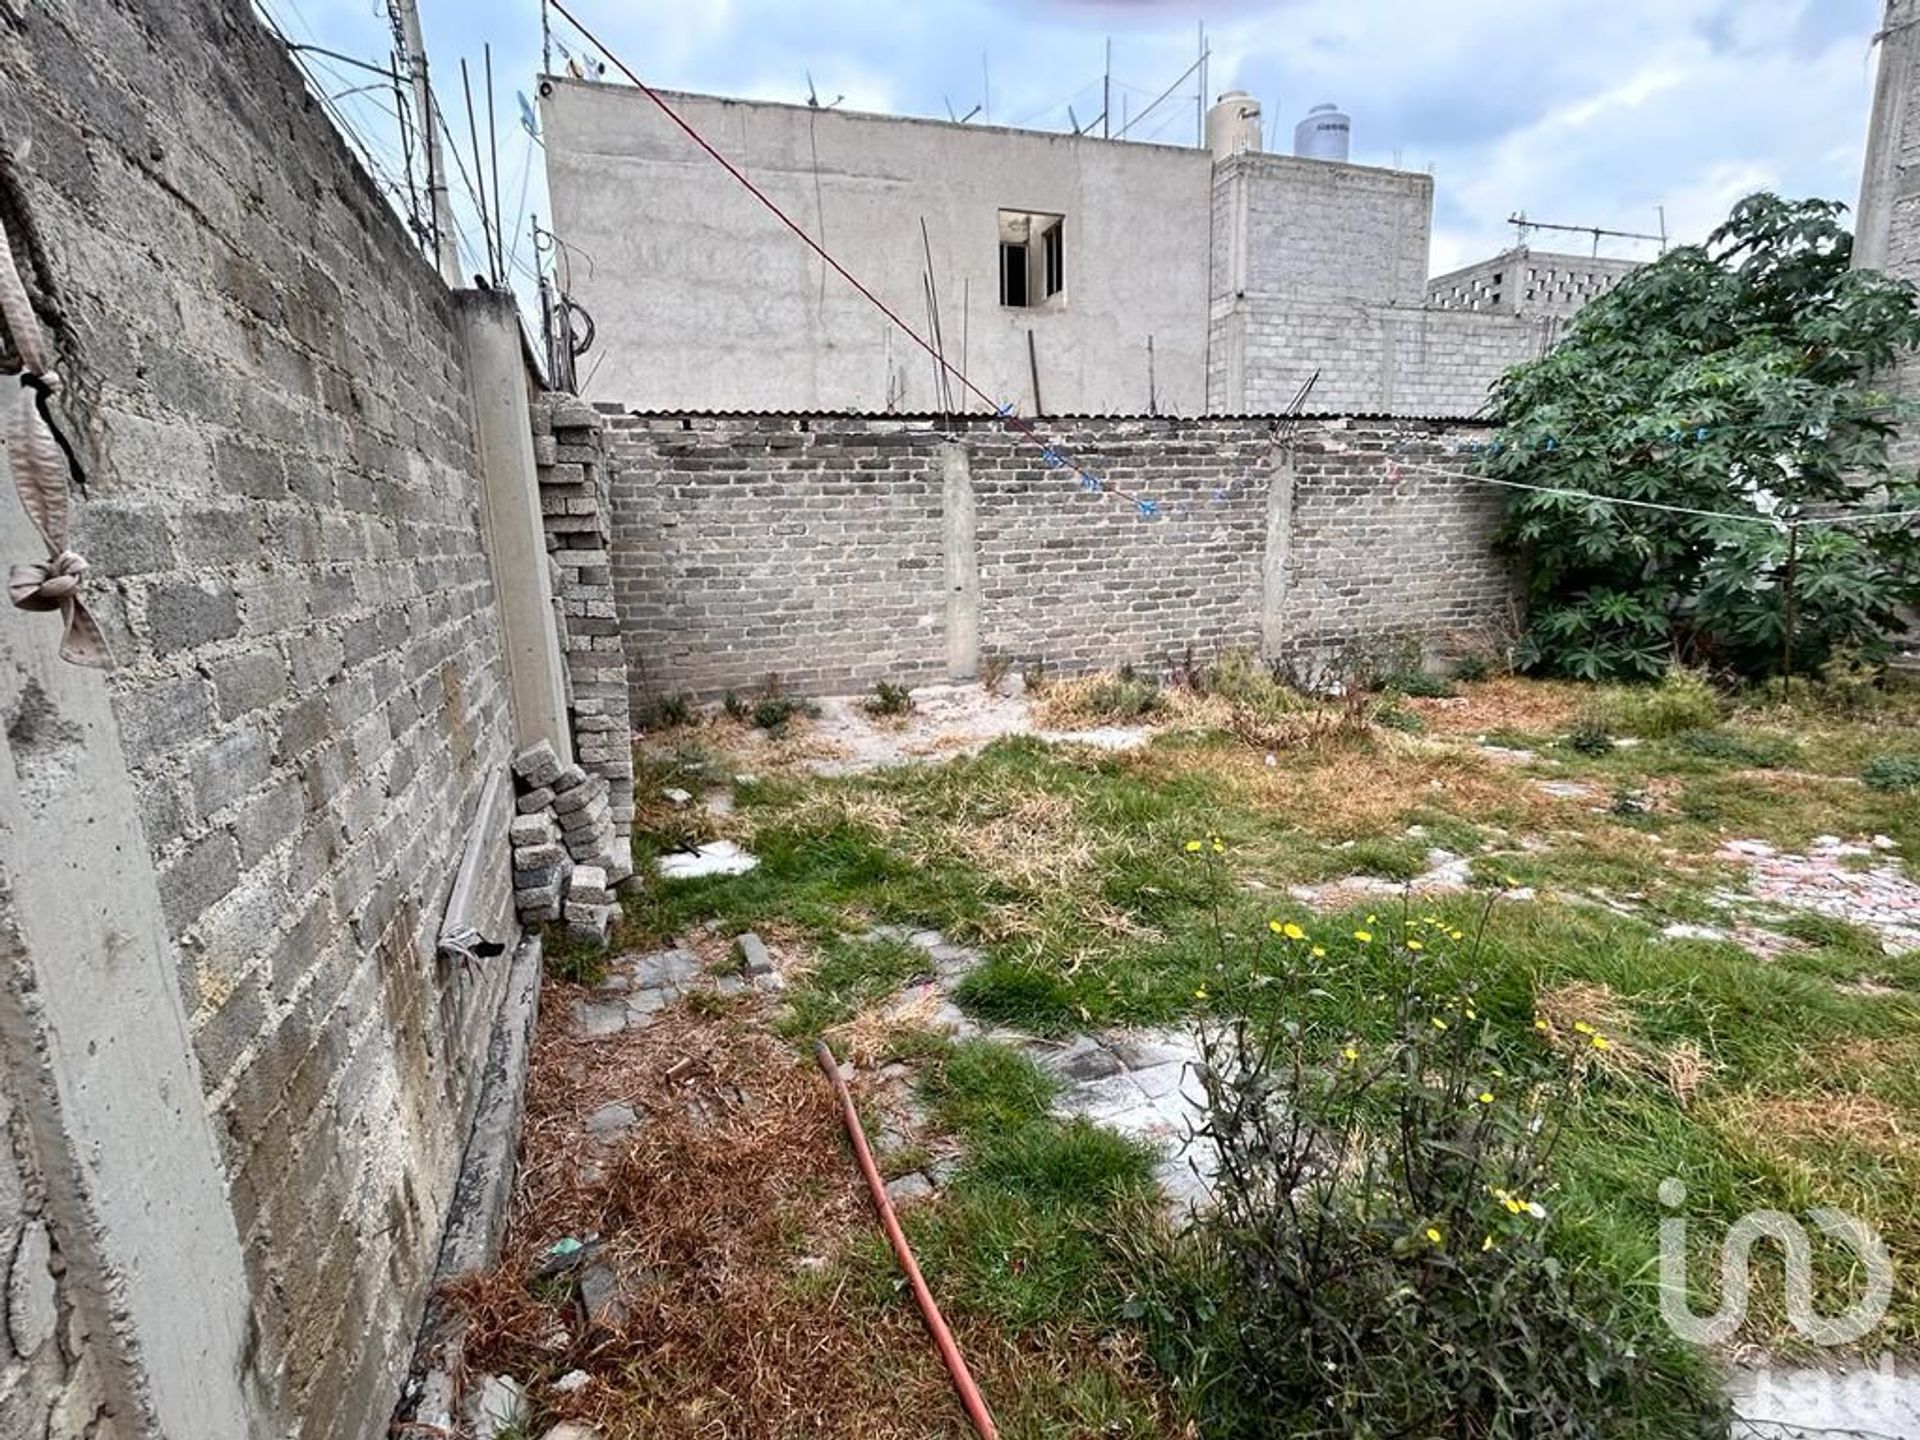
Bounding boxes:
[1667,728,1800,769]
[1336,835,1429,881]
[539,923,609,986]
[919,1038,1057,1135]
[776,933,930,1040]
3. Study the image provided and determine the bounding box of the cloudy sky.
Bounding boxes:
[268,0,1888,300]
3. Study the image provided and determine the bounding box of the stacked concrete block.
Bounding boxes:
[532,396,636,841]
[508,741,630,945]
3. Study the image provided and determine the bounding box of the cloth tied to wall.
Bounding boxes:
[0,221,108,668]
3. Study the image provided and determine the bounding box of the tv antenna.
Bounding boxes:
[1508,211,1667,256]
[805,72,843,109]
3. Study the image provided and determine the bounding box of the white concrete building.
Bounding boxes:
[541,79,1598,417]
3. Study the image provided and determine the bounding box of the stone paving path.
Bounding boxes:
[1716,835,1918,956]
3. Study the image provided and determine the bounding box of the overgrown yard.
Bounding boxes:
[464,667,1920,1438]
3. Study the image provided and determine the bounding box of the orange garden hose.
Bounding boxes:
[813,1040,1001,1440]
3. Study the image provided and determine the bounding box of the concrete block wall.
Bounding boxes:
[532,396,634,838]
[0,3,515,1437]
[1283,420,1516,660]
[1214,297,1557,417]
[605,412,1512,702]
[970,419,1272,672]
[606,415,951,700]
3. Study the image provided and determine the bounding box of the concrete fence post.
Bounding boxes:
[454,290,574,765]
[1260,445,1295,660]
[942,441,980,680]
[0,480,262,1437]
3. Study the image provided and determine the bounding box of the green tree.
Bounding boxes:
[1485,193,1920,681]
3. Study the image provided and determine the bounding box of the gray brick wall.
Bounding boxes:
[0,4,513,1438]
[970,418,1271,672]
[607,415,951,702]
[606,412,1513,700]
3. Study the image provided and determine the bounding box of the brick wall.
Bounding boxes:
[607,415,951,700]
[0,4,514,1437]
[1284,420,1516,660]
[606,413,1512,702]
[971,419,1272,672]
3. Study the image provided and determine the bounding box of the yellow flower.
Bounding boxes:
[1482,1235,1496,1252]
[1425,1227,1444,1245]
[1573,1021,1594,1035]
[1268,919,1284,934]
[1406,939,1424,952]
[1465,1008,1477,1021]
[1534,1018,1550,1032]
[1283,922,1307,941]
[1211,836,1225,853]
[1193,986,1209,1000]
[1450,929,1464,941]
[1185,840,1203,853]
[1342,1045,1359,1062]
[1311,946,1327,958]
[1431,1017,1448,1032]
[1366,914,1379,925]
[1477,1091,1494,1105]
[1591,1035,1611,1050]
[1353,929,1374,943]
[1501,875,1520,888]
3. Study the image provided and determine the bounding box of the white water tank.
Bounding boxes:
[1206,91,1263,162]
[1294,102,1350,161]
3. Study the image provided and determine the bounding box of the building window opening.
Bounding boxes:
[998,209,1064,308]
[1000,240,1029,307]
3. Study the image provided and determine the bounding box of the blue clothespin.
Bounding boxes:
[1544,438,1557,452]
[1696,426,1709,441]
[995,401,1015,417]
[1136,498,1160,518]
[1078,471,1103,494]
[1211,487,1227,503]
[1040,446,1065,468]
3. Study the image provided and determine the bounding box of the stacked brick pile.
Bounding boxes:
[509,739,631,943]
[532,396,635,841]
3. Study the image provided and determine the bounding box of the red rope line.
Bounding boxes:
[543,0,1151,509]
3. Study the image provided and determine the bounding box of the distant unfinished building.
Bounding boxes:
[1427,246,1640,319]
[542,82,1628,419]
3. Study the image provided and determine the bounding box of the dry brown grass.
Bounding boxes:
[917,790,1096,892]
[1412,677,1589,738]
[1729,1092,1920,1162]
[447,992,969,1439]
[825,987,945,1069]
[1150,732,1553,842]
[1534,979,1719,1105]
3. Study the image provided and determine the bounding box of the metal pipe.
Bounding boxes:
[812,1041,1000,1440]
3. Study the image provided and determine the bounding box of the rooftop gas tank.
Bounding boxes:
[1293,102,1350,161]
[1206,91,1262,162]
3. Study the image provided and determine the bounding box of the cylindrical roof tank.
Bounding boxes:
[1205,91,1263,162]
[1293,102,1350,161]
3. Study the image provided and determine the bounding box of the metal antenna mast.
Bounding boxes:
[1507,211,1667,257]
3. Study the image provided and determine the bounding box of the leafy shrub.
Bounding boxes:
[1374,703,1426,734]
[1669,729,1799,769]
[1451,651,1494,682]
[722,690,750,722]
[1564,712,1614,756]
[1145,924,1727,1438]
[1021,658,1051,695]
[1079,674,1164,721]
[1385,668,1458,699]
[752,695,813,733]
[1593,668,1721,738]
[979,652,1013,694]
[644,691,695,728]
[863,680,915,717]
[1492,193,1920,681]
[1201,649,1312,722]
[1862,754,1920,792]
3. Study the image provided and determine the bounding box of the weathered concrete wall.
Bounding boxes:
[606,413,1511,702]
[1427,246,1639,319]
[1856,0,1920,464]
[543,81,1213,415]
[0,3,518,1437]
[1205,158,1558,417]
[1217,297,1558,416]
